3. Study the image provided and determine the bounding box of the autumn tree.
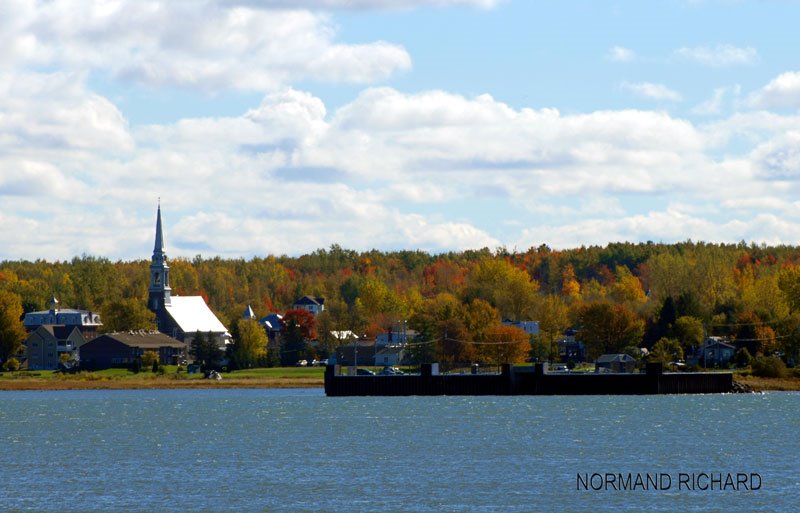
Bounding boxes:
[531,294,570,361]
[476,325,530,365]
[141,350,159,369]
[230,318,268,369]
[436,318,476,368]
[0,291,26,364]
[576,301,645,360]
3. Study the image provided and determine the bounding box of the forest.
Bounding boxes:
[2,240,800,368]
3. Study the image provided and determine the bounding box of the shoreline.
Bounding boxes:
[1,375,798,392]
[0,377,324,391]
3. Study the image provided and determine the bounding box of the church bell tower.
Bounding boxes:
[148,202,172,313]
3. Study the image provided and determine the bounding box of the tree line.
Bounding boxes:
[2,240,800,367]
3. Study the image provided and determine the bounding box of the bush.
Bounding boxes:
[751,356,788,378]
[735,347,753,368]
[2,358,20,372]
[129,359,142,374]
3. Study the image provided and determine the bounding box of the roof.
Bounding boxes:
[376,346,404,356]
[293,295,324,306]
[596,353,636,363]
[164,296,228,334]
[97,331,186,349]
[243,305,256,320]
[258,313,283,330]
[24,308,102,327]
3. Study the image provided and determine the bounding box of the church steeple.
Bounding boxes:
[148,201,171,313]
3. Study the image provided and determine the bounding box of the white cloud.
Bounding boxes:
[5,75,800,259]
[516,210,800,251]
[751,131,800,180]
[1,2,411,91]
[675,44,758,66]
[747,71,800,110]
[227,0,501,7]
[692,87,728,115]
[607,46,635,62]
[620,81,683,102]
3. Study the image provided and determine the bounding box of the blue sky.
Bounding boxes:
[3,0,800,260]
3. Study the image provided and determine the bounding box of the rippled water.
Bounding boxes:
[0,389,797,512]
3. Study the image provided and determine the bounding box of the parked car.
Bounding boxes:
[311,359,329,366]
[296,359,308,367]
[356,368,375,375]
[379,366,404,375]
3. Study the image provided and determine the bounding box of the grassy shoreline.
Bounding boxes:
[2,367,798,392]
[0,367,325,390]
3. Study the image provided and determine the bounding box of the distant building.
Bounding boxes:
[336,340,377,366]
[595,353,637,373]
[24,325,85,370]
[258,313,284,342]
[375,345,406,367]
[79,331,187,370]
[146,204,230,348]
[23,296,101,340]
[292,295,325,316]
[501,320,540,336]
[689,337,736,368]
[376,329,416,347]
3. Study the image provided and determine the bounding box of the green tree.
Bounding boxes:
[649,338,684,364]
[100,298,156,333]
[673,316,705,350]
[0,290,26,364]
[190,331,223,370]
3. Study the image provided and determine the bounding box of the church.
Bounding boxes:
[147,204,230,347]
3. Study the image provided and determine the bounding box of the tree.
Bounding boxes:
[0,291,26,364]
[436,318,476,368]
[231,318,268,369]
[141,350,159,369]
[673,316,704,351]
[476,325,530,365]
[649,338,684,365]
[532,294,570,361]
[100,298,156,333]
[190,331,223,370]
[576,301,645,360]
[282,309,317,340]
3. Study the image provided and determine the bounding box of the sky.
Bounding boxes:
[4,0,800,261]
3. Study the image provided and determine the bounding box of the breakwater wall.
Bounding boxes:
[324,363,733,396]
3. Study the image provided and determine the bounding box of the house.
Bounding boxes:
[146,204,230,348]
[375,345,406,367]
[689,337,736,368]
[595,353,637,373]
[23,296,102,340]
[501,319,540,336]
[336,340,377,366]
[558,329,586,363]
[24,325,85,370]
[376,329,416,347]
[292,295,325,316]
[258,313,283,342]
[79,331,187,370]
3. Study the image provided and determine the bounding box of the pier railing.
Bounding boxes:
[324,362,733,396]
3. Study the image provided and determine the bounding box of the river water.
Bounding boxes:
[0,389,796,512]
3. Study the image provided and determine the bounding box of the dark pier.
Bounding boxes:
[324,363,733,396]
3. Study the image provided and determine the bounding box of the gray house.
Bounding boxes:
[25,325,85,370]
[595,353,637,373]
